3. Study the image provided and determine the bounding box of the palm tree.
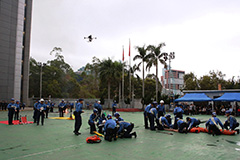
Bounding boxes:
[99,58,123,108]
[146,43,167,102]
[134,45,148,108]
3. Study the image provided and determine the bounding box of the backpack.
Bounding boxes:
[86,135,102,144]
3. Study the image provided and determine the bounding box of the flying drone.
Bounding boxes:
[84,35,97,42]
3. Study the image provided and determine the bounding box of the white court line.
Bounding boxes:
[8,143,84,160]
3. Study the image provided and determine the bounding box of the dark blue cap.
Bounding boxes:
[79,98,84,102]
[11,98,14,101]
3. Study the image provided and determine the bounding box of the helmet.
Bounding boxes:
[160,100,164,104]
[212,112,216,116]
[107,114,112,119]
[102,120,106,124]
[114,112,120,117]
[93,109,98,113]
[11,98,15,101]
[40,98,44,102]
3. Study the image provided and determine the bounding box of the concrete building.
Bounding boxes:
[0,0,33,104]
[161,68,185,95]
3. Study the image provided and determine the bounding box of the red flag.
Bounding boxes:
[122,47,124,61]
[129,39,131,57]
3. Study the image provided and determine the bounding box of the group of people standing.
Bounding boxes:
[144,100,239,135]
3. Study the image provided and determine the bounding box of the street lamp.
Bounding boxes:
[38,62,46,98]
[163,52,175,93]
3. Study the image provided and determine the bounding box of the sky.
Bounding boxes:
[30,0,240,80]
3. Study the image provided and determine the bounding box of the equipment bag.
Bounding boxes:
[86,135,102,144]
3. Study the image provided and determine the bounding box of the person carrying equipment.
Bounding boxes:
[88,109,99,134]
[73,98,84,136]
[157,100,166,118]
[224,110,239,131]
[148,101,158,131]
[118,121,137,138]
[7,98,15,125]
[36,99,46,126]
[112,101,117,116]
[114,112,124,122]
[205,112,224,136]
[143,103,153,129]
[186,117,206,131]
[173,104,184,129]
[58,99,66,117]
[156,115,172,130]
[97,113,107,133]
[104,114,117,142]
[14,100,21,120]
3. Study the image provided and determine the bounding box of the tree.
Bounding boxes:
[99,58,123,108]
[183,72,199,90]
[146,43,167,102]
[134,45,148,108]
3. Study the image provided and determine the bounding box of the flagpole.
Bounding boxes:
[129,39,131,107]
[122,46,124,108]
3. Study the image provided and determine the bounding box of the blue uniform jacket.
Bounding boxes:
[112,103,117,108]
[104,119,116,131]
[115,117,124,122]
[157,104,165,114]
[89,114,98,123]
[145,104,152,112]
[37,103,46,110]
[226,116,237,130]
[188,117,199,129]
[118,121,131,133]
[34,102,39,109]
[159,117,171,128]
[7,103,15,109]
[75,103,83,113]
[149,108,158,118]
[177,119,185,128]
[58,102,66,108]
[206,117,224,129]
[94,103,99,109]
[174,107,184,115]
[15,104,20,110]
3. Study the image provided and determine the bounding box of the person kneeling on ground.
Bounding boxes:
[88,109,99,134]
[148,101,158,131]
[114,112,124,122]
[224,110,239,132]
[104,114,117,142]
[176,118,188,133]
[186,117,206,131]
[156,115,172,130]
[117,121,137,138]
[97,113,107,134]
[205,112,224,136]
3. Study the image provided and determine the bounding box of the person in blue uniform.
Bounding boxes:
[114,112,124,122]
[186,117,200,131]
[50,101,54,112]
[14,100,21,120]
[88,109,98,134]
[157,100,166,118]
[36,99,46,126]
[33,100,39,123]
[97,101,102,117]
[173,104,184,129]
[176,118,188,133]
[144,103,153,129]
[205,112,224,136]
[44,100,50,118]
[156,115,172,130]
[104,114,117,142]
[112,100,117,116]
[58,99,66,117]
[73,98,84,135]
[148,101,158,131]
[97,113,107,133]
[7,98,15,125]
[224,110,239,131]
[118,121,137,138]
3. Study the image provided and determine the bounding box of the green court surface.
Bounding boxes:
[0,109,239,160]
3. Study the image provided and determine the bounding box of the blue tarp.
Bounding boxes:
[213,93,240,101]
[174,93,213,102]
